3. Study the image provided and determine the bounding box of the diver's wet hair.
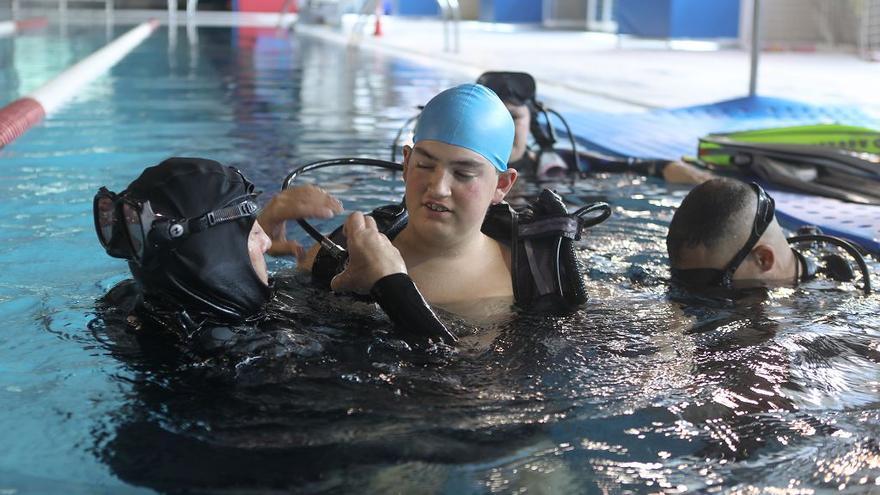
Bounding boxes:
[666,178,755,265]
[476,71,537,106]
[123,157,270,324]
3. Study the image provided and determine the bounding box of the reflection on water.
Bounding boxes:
[1,25,879,494]
[91,173,880,493]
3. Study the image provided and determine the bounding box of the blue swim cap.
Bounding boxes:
[413,83,514,172]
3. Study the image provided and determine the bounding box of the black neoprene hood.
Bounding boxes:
[126,157,270,323]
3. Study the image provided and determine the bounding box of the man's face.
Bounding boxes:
[505,102,530,163]
[248,220,272,285]
[672,217,791,288]
[402,140,515,245]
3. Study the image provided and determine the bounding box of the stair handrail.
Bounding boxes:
[437,0,460,52]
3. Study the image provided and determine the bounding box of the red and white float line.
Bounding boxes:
[0,17,48,37]
[0,19,159,149]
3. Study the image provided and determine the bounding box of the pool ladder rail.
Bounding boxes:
[343,0,460,53]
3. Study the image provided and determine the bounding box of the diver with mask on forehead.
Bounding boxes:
[472,71,714,184]
[94,157,273,336]
[263,83,611,324]
[666,177,873,294]
[95,157,458,352]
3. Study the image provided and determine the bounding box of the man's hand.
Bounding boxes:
[330,212,407,294]
[257,185,344,258]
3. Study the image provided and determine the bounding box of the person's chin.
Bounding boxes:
[413,217,457,240]
[251,259,270,286]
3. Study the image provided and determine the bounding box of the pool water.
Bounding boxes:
[1,23,880,494]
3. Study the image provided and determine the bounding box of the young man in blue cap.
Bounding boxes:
[264,83,520,318]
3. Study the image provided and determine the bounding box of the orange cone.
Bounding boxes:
[373,3,382,36]
[373,12,382,36]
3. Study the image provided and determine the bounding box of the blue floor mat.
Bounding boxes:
[561,96,880,255]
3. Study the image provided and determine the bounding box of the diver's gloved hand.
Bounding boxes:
[330,212,407,295]
[330,212,455,345]
[258,185,344,259]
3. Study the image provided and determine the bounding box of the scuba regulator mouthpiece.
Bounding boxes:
[788,226,873,295]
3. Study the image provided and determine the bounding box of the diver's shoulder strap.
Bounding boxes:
[486,189,610,313]
[311,202,408,289]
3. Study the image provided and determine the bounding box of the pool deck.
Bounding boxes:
[7,9,879,115]
[305,16,880,114]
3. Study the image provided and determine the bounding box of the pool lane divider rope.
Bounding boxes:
[0,17,48,37]
[0,19,159,149]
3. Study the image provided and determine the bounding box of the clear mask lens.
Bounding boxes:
[95,196,116,247]
[122,202,146,260]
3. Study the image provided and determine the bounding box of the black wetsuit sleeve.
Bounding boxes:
[370,273,457,345]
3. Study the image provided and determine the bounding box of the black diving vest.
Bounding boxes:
[312,188,610,313]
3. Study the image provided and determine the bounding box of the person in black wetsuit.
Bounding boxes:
[667,177,872,292]
[94,157,276,332]
[476,71,714,184]
[95,156,457,347]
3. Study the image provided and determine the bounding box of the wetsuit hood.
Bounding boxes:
[126,157,270,323]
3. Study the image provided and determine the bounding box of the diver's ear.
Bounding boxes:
[401,145,413,182]
[492,168,518,204]
[751,244,775,272]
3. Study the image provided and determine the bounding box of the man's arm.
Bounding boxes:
[330,212,456,345]
[257,185,344,261]
[661,161,714,185]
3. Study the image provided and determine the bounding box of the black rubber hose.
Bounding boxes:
[282,157,403,191]
[787,234,872,295]
[390,113,420,163]
[547,107,582,175]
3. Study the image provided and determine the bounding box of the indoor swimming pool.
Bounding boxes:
[1,22,880,493]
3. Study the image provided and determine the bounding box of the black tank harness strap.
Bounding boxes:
[507,190,611,309]
[517,215,580,300]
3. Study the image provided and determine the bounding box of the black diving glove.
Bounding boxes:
[370,273,457,345]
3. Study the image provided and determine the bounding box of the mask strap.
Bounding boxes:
[160,198,260,241]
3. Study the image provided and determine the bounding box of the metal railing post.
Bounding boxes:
[587,0,616,32]
[449,0,459,52]
[186,0,198,18]
[748,0,761,97]
[437,0,449,51]
[168,0,177,23]
[436,0,459,53]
